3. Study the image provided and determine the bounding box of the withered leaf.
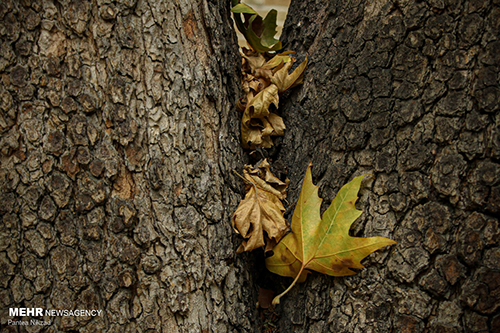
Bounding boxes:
[241,84,284,149]
[237,48,306,148]
[232,159,290,253]
[271,58,308,93]
[242,50,267,73]
[246,84,279,119]
[266,112,285,136]
[265,163,396,304]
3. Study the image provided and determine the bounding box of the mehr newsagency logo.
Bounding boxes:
[7,307,102,326]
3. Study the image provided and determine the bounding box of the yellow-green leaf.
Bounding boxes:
[265,163,396,304]
[260,9,281,48]
[262,53,293,70]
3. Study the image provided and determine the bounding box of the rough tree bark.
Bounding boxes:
[0,0,259,332]
[2,0,500,332]
[266,0,500,332]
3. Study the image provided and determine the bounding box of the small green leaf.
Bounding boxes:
[231,2,282,53]
[231,3,258,14]
[261,10,280,47]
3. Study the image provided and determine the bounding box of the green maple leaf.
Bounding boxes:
[265,163,397,304]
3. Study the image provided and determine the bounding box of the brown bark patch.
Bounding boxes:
[183,9,198,40]
[112,166,135,199]
[38,29,67,57]
[60,149,80,178]
[174,183,182,198]
[125,144,143,168]
[200,99,217,160]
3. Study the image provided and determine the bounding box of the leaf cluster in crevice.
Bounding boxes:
[230,1,396,307]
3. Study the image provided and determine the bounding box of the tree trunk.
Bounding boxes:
[268,0,500,332]
[0,0,259,332]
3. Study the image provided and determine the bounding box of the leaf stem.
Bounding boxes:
[232,170,259,194]
[232,169,249,183]
[272,263,307,305]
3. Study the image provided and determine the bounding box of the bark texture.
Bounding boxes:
[0,0,258,332]
[270,0,500,331]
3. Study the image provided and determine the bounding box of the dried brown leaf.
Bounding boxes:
[266,112,285,136]
[271,58,308,93]
[232,159,290,253]
[238,52,306,149]
[246,84,279,118]
[241,84,281,149]
[242,51,267,73]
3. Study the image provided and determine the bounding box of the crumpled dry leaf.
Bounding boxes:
[241,84,282,149]
[266,112,285,136]
[232,159,290,253]
[265,163,397,304]
[242,50,267,73]
[271,58,308,93]
[247,84,279,118]
[238,50,307,149]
